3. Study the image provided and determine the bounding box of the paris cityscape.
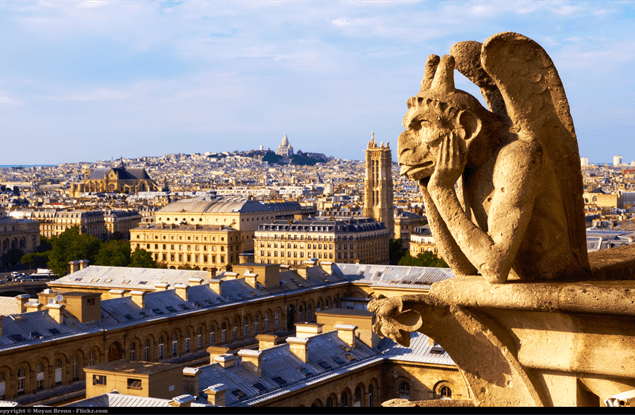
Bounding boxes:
[2,0,635,410]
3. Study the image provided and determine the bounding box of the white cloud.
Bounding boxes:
[78,1,109,9]
[0,96,24,107]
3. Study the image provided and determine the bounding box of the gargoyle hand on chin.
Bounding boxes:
[368,295,423,347]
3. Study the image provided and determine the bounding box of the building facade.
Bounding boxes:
[70,165,159,196]
[104,209,142,241]
[254,218,390,265]
[29,210,107,241]
[363,133,395,239]
[276,134,294,157]
[130,224,242,270]
[0,213,40,264]
[409,226,438,257]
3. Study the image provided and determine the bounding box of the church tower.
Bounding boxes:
[363,132,394,239]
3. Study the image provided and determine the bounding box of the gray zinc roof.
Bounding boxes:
[334,263,455,287]
[379,331,456,366]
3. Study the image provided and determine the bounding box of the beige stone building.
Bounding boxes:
[29,210,107,241]
[155,199,305,253]
[104,209,142,241]
[394,210,425,244]
[363,133,395,239]
[254,218,390,265]
[0,214,40,263]
[583,188,623,209]
[130,223,241,270]
[409,226,438,257]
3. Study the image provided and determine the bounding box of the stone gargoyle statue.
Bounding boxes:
[397,31,591,284]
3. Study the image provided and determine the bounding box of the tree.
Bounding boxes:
[95,240,131,267]
[109,231,127,241]
[398,251,449,268]
[38,235,53,253]
[3,248,24,266]
[48,226,102,276]
[130,248,156,268]
[389,238,407,265]
[21,252,50,268]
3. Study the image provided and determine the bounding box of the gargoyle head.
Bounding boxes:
[398,54,490,183]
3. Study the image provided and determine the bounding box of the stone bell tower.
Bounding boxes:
[363,132,394,239]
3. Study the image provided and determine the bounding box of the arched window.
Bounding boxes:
[37,364,45,390]
[221,323,227,343]
[325,299,330,310]
[440,386,452,399]
[130,343,136,361]
[17,368,25,396]
[0,372,5,399]
[172,334,178,357]
[89,351,96,366]
[72,355,79,381]
[159,336,165,360]
[355,386,362,402]
[274,312,279,329]
[145,340,150,361]
[368,384,373,407]
[307,304,313,322]
[55,359,63,385]
[340,391,348,407]
[185,331,191,353]
[265,313,269,332]
[399,382,410,399]
[210,328,215,346]
[232,324,237,341]
[254,318,259,335]
[244,318,249,338]
[326,397,333,407]
[197,328,202,349]
[299,306,303,323]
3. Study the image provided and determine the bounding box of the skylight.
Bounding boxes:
[318,361,331,370]
[30,332,42,338]
[104,279,113,283]
[179,304,190,310]
[10,334,25,341]
[165,306,177,312]
[298,368,312,377]
[124,314,135,321]
[333,357,346,365]
[252,383,267,394]
[231,389,247,399]
[271,376,287,386]
[48,328,60,335]
[152,308,164,315]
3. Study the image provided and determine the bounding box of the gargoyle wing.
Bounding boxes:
[480,32,590,273]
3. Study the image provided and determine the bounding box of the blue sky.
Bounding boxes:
[1,1,634,165]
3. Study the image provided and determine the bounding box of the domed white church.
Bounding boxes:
[276,134,294,157]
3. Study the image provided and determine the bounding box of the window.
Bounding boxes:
[440,386,452,399]
[232,326,237,341]
[0,372,5,399]
[17,368,25,395]
[221,324,226,343]
[37,363,44,390]
[254,320,259,335]
[252,382,267,395]
[341,391,348,407]
[145,340,150,361]
[399,382,410,399]
[369,384,373,407]
[72,356,79,381]
[127,378,142,390]
[172,334,178,357]
[185,331,190,353]
[326,397,333,407]
[197,329,202,349]
[130,343,136,361]
[93,375,107,385]
[159,337,165,360]
[244,318,249,338]
[89,351,96,366]
[275,312,279,329]
[55,359,63,385]
[264,314,269,332]
[272,376,287,386]
[231,389,247,400]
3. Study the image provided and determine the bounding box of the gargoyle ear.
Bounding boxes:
[457,110,482,143]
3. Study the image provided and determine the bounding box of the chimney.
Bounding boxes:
[215,354,235,368]
[188,278,204,286]
[154,282,169,291]
[209,279,223,296]
[429,337,436,347]
[108,289,125,299]
[47,303,64,324]
[256,334,278,350]
[130,291,146,308]
[79,259,89,270]
[223,272,238,280]
[244,272,258,289]
[174,284,189,301]
[335,324,357,347]
[207,346,230,364]
[238,349,262,376]
[69,261,80,274]
[204,384,228,406]
[295,323,323,338]
[208,268,217,279]
[168,394,195,408]
[25,301,43,313]
[296,267,308,280]
[287,337,311,363]
[182,368,200,398]
[320,261,334,275]
[239,253,249,264]
[16,294,31,313]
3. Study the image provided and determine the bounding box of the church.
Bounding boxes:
[276,134,294,157]
[70,162,159,196]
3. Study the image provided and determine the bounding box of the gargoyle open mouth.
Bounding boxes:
[399,161,434,179]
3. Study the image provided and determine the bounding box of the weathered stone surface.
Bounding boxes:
[382,398,474,407]
[397,32,589,284]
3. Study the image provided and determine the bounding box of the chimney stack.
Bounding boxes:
[188,278,204,286]
[256,334,278,350]
[182,368,200,398]
[168,394,195,408]
[215,354,235,368]
[108,289,125,299]
[79,259,89,270]
[287,337,311,363]
[335,324,357,347]
[223,272,238,280]
[154,282,169,291]
[295,323,323,338]
[296,267,308,280]
[47,303,64,324]
[203,384,227,406]
[69,261,80,274]
[209,279,223,296]
[16,294,31,313]
[207,346,230,364]
[25,301,43,313]
[238,349,263,376]
[320,261,334,275]
[244,272,258,289]
[130,291,146,309]
[174,283,189,301]
[208,268,217,279]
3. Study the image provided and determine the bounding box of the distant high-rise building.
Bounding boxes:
[260,145,264,151]
[614,155,622,166]
[580,157,589,167]
[276,134,294,157]
[363,132,394,239]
